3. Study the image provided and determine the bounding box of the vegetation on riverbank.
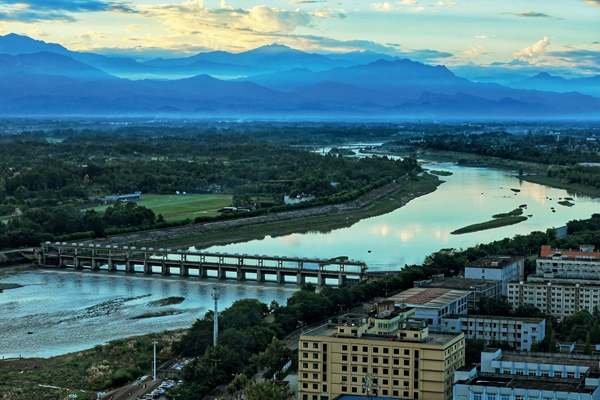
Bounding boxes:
[144,173,442,249]
[0,330,181,400]
[451,216,528,235]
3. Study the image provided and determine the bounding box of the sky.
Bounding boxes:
[1,0,600,77]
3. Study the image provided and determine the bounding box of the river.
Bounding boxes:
[0,162,598,358]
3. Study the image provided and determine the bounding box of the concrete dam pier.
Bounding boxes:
[35,242,368,286]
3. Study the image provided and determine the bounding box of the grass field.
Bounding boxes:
[90,193,233,221]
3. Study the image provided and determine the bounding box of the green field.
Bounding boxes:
[91,193,233,221]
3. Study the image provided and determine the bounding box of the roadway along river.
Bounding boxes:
[1,162,598,358]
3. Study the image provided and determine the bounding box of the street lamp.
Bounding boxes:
[153,341,158,382]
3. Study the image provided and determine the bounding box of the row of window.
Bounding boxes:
[473,393,571,400]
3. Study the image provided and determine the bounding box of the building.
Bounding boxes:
[439,315,545,351]
[298,303,465,400]
[105,191,142,202]
[506,280,600,319]
[536,245,600,281]
[453,348,600,400]
[387,288,470,329]
[284,193,315,205]
[413,274,503,313]
[465,256,524,295]
[505,246,600,319]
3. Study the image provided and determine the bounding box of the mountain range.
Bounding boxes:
[1,33,599,118]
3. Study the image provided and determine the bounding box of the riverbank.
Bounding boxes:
[0,330,183,400]
[415,149,600,198]
[87,173,442,250]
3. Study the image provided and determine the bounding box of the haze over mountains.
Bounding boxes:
[1,33,599,118]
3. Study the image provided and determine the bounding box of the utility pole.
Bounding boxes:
[212,284,221,347]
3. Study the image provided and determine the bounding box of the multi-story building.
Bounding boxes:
[439,315,545,351]
[387,288,470,329]
[465,255,524,295]
[413,274,503,313]
[536,245,600,281]
[506,280,600,318]
[454,348,600,400]
[298,303,465,400]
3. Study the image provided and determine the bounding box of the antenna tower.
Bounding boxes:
[212,284,221,347]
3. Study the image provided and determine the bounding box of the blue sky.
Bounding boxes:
[1,0,600,77]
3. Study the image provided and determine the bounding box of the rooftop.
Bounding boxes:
[467,255,523,269]
[540,245,600,260]
[387,288,470,308]
[441,314,545,324]
[492,350,600,369]
[466,375,596,394]
[418,277,501,291]
[301,323,462,346]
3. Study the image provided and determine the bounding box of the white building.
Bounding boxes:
[454,349,600,400]
[439,315,545,351]
[507,281,600,319]
[387,288,469,330]
[536,245,600,281]
[465,256,524,295]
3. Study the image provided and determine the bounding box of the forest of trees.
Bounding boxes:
[0,128,422,249]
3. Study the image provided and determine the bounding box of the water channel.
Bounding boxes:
[1,162,599,358]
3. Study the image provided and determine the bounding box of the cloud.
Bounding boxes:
[290,0,324,3]
[516,10,550,18]
[402,48,453,61]
[513,36,550,60]
[465,45,488,57]
[409,6,424,12]
[582,0,600,6]
[432,1,456,6]
[398,0,418,4]
[311,7,346,18]
[475,35,488,39]
[140,2,311,34]
[0,0,135,23]
[371,2,395,11]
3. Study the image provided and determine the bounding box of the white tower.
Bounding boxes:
[212,284,221,347]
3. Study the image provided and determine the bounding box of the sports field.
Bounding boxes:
[91,193,233,221]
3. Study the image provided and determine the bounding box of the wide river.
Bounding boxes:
[1,162,598,358]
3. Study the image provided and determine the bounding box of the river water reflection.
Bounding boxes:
[1,162,598,358]
[204,162,600,268]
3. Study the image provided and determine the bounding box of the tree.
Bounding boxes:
[226,374,249,400]
[250,337,292,380]
[243,379,295,400]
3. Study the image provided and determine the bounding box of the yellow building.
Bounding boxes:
[298,302,465,400]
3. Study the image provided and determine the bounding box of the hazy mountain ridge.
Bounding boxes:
[1,33,599,118]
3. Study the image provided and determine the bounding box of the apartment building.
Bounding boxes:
[536,245,600,281]
[507,280,600,318]
[454,348,600,400]
[439,315,545,351]
[387,288,470,329]
[298,304,465,400]
[465,255,524,295]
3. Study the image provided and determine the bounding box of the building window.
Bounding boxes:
[414,393,418,399]
[383,348,389,354]
[352,366,357,372]
[341,386,347,392]
[351,387,357,393]
[313,374,318,379]
[303,353,308,358]
[363,367,368,373]
[394,349,400,355]
[404,360,410,366]
[342,345,347,351]
[352,346,358,352]
[313,364,318,369]
[342,355,347,361]
[312,384,318,390]
[342,366,347,372]
[404,349,410,356]
[404,370,409,376]
[303,383,308,389]
[363,357,368,363]
[303,342,308,348]
[373,357,379,364]
[474,394,482,400]
[363,346,368,352]
[303,363,308,368]
[313,343,318,349]
[352,356,357,362]
[373,347,379,353]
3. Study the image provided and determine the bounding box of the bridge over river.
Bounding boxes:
[34,242,369,286]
